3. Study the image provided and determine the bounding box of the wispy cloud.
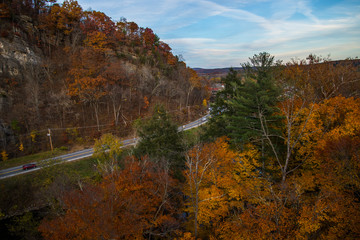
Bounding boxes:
[63,0,360,68]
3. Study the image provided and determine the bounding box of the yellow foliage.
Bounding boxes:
[188,67,201,88]
[174,231,196,240]
[184,138,267,237]
[93,133,122,162]
[19,143,24,152]
[30,130,38,143]
[1,150,8,161]
[202,99,207,107]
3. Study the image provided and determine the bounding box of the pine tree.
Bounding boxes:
[134,104,184,170]
[227,52,283,158]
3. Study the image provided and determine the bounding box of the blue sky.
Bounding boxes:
[63,0,360,68]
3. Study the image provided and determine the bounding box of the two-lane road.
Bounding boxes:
[0,115,209,179]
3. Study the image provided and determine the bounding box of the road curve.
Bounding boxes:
[0,115,209,179]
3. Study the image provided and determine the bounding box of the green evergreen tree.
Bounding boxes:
[227,52,283,157]
[203,52,283,159]
[134,104,184,170]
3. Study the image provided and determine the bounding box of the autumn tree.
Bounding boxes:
[184,137,269,239]
[280,96,360,238]
[141,27,159,49]
[305,55,360,99]
[81,10,115,35]
[280,55,360,102]
[39,158,180,239]
[39,0,83,48]
[184,138,232,238]
[93,133,122,175]
[81,10,115,50]
[67,47,108,130]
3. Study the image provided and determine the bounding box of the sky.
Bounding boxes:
[62,0,360,68]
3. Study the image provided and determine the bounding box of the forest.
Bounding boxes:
[35,53,360,240]
[1,1,360,240]
[0,0,207,159]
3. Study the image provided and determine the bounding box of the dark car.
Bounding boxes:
[22,163,37,170]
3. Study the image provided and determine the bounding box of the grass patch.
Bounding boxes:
[0,157,98,185]
[0,157,99,216]
[54,157,98,179]
[182,124,205,147]
[0,148,69,170]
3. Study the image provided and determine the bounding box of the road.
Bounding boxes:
[0,115,209,179]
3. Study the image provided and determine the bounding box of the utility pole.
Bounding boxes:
[47,128,53,152]
[188,106,191,122]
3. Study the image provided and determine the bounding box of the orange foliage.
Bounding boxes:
[184,137,265,238]
[289,96,360,238]
[39,158,179,239]
[40,0,83,35]
[188,68,201,88]
[167,54,177,66]
[184,99,360,239]
[142,27,156,48]
[143,96,150,109]
[81,10,115,35]
[84,31,109,50]
[67,47,108,101]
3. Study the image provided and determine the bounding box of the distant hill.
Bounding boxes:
[194,67,242,77]
[195,59,360,78]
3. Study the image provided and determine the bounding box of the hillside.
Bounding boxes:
[0,0,207,157]
[194,67,242,77]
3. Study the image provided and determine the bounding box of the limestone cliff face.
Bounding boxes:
[0,30,44,119]
[0,15,42,78]
[1,37,41,64]
[0,16,49,151]
[0,36,42,85]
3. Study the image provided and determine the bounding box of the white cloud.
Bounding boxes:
[58,0,360,68]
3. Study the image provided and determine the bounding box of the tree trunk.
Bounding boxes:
[93,102,100,131]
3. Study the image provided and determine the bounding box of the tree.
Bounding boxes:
[304,54,360,100]
[184,138,233,238]
[101,62,127,126]
[210,52,284,174]
[93,133,122,175]
[202,68,240,140]
[39,0,83,47]
[228,52,282,144]
[183,137,267,239]
[142,27,159,48]
[283,96,360,238]
[81,10,115,36]
[67,47,108,130]
[39,158,180,239]
[280,55,360,102]
[134,104,184,171]
[8,212,42,240]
